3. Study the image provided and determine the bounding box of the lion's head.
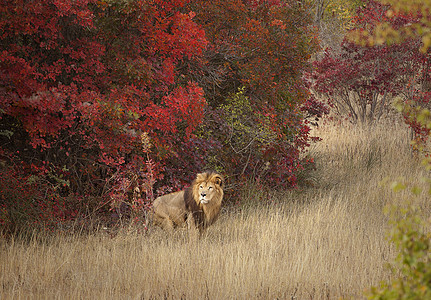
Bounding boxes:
[192,172,224,206]
[152,172,224,233]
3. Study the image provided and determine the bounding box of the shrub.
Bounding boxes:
[369,198,431,299]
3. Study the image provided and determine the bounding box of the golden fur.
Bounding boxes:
[152,172,224,233]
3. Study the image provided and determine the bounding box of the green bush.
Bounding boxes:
[369,199,431,300]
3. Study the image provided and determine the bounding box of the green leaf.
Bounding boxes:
[391,181,406,192]
[411,186,422,196]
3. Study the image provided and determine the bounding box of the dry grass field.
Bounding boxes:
[1,120,430,299]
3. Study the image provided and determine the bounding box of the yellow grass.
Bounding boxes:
[1,120,430,299]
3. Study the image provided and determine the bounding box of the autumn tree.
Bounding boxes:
[351,0,431,142]
[187,0,322,188]
[310,0,428,125]
[0,0,208,232]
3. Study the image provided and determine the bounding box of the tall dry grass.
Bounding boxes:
[1,120,429,299]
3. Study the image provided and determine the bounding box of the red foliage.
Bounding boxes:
[190,0,322,189]
[401,91,431,149]
[192,0,318,104]
[353,0,418,32]
[0,0,322,231]
[310,0,429,125]
[0,0,208,231]
[0,157,80,234]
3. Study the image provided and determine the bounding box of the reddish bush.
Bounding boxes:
[310,0,430,126]
[0,0,323,232]
[188,0,323,190]
[0,0,208,231]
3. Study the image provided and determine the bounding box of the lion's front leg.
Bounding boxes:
[153,212,175,232]
[186,212,196,230]
[186,212,200,239]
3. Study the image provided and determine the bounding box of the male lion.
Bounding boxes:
[152,172,224,233]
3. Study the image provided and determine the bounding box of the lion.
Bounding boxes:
[152,172,224,234]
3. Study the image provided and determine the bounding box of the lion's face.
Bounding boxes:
[193,172,224,206]
[198,182,217,204]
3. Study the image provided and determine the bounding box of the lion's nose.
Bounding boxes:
[201,192,206,197]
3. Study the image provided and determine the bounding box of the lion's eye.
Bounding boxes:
[208,186,213,190]
[200,185,203,189]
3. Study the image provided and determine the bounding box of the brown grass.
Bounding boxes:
[1,120,430,299]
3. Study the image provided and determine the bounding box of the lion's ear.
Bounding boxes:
[214,175,223,187]
[196,173,205,181]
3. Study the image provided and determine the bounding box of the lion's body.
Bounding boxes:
[152,172,224,233]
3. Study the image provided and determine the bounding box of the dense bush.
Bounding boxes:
[0,0,322,233]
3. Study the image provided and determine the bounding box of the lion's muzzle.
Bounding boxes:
[200,192,209,204]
